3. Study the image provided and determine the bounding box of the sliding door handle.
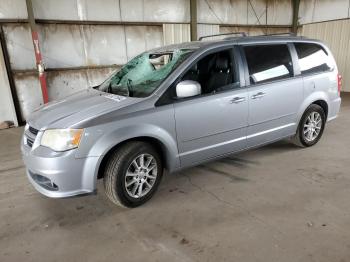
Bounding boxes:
[251,92,266,99]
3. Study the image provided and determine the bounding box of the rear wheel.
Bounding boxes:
[292,104,326,147]
[103,141,163,208]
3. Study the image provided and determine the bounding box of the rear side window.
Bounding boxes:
[243,44,293,84]
[294,43,333,75]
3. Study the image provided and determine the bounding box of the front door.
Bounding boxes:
[174,48,248,167]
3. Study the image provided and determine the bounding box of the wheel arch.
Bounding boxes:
[96,136,174,180]
[312,99,328,119]
[296,92,330,127]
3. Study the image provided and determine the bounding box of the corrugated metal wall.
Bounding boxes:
[301,19,350,92]
[1,0,188,121]
[4,0,350,123]
[0,0,296,122]
[3,23,163,120]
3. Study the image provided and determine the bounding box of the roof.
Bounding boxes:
[149,34,323,54]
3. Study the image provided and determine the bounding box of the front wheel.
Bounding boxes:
[292,104,326,147]
[103,141,163,208]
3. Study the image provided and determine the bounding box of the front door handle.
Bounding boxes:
[251,92,266,99]
[230,97,246,104]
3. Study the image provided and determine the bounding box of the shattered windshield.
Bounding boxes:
[98,49,194,97]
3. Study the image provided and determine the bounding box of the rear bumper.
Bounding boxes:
[327,97,341,122]
[21,136,100,198]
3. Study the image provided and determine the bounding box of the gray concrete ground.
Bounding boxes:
[1,94,349,262]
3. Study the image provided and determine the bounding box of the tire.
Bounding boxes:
[292,104,326,147]
[103,141,163,208]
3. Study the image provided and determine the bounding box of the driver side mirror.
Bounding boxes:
[176,80,201,98]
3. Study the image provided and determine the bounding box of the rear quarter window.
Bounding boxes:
[294,43,334,75]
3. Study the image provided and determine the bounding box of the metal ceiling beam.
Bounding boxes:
[190,0,197,41]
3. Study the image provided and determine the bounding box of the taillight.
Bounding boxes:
[337,73,342,95]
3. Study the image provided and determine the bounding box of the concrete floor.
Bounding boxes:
[1,94,349,262]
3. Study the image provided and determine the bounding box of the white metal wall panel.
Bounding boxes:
[2,24,36,70]
[163,24,190,45]
[0,40,18,125]
[197,0,292,25]
[14,73,42,120]
[14,66,118,119]
[39,24,86,68]
[197,24,220,40]
[3,23,163,120]
[46,68,117,101]
[46,70,88,101]
[299,0,350,24]
[197,0,247,24]
[302,20,350,92]
[120,0,190,23]
[3,23,162,70]
[79,0,121,21]
[32,0,80,20]
[266,0,293,25]
[31,0,189,22]
[0,0,27,19]
[85,67,118,87]
[83,25,127,65]
[125,26,163,60]
[247,0,267,25]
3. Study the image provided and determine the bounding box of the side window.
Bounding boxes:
[180,49,238,94]
[294,43,333,75]
[156,48,239,106]
[244,44,293,84]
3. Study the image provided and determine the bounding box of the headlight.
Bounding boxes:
[41,129,84,152]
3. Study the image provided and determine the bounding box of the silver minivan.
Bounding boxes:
[21,34,342,207]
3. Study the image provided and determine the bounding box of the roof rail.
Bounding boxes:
[198,32,247,41]
[258,32,297,37]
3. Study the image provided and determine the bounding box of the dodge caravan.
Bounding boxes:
[21,34,342,207]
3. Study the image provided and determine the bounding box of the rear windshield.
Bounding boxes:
[294,43,334,75]
[97,49,194,98]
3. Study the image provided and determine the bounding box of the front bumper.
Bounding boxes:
[21,131,99,198]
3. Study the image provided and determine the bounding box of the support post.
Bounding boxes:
[26,0,48,104]
[292,0,300,34]
[190,0,197,41]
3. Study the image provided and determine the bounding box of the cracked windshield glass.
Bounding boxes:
[97,49,194,97]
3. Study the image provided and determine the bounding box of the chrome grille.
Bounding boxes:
[29,126,39,136]
[26,138,34,147]
[25,125,39,148]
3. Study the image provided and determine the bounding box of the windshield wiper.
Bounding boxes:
[107,82,112,93]
[127,79,133,97]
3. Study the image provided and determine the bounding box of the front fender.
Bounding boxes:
[79,123,179,183]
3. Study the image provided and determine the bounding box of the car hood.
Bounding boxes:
[27,89,141,129]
